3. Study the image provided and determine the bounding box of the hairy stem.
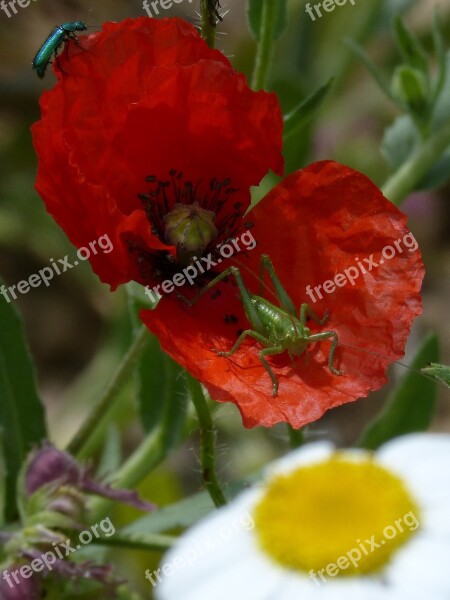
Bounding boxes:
[201,0,217,49]
[188,377,227,507]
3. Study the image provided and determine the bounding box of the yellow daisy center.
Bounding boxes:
[254,454,420,577]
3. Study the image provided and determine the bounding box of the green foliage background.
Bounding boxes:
[0,0,449,597]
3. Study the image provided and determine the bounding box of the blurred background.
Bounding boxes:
[0,0,449,596]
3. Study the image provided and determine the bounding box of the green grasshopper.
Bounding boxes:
[186,254,342,397]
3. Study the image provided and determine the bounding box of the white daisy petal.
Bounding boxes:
[155,489,261,598]
[385,535,450,595]
[376,433,450,508]
[267,571,321,600]
[161,550,287,600]
[156,521,288,600]
[313,577,389,600]
[155,434,450,600]
[264,441,334,479]
[276,572,389,600]
[420,504,450,537]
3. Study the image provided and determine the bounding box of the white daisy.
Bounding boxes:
[152,433,450,600]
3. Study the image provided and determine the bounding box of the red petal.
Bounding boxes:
[141,161,424,428]
[32,17,283,290]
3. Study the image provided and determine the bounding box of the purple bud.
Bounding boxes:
[81,477,156,511]
[0,567,41,600]
[25,444,80,496]
[24,443,155,515]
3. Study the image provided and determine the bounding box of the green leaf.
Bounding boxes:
[382,114,450,190]
[0,432,5,528]
[247,0,288,41]
[123,472,260,535]
[431,51,450,129]
[421,363,450,388]
[417,148,450,190]
[124,490,215,534]
[115,587,145,600]
[345,38,398,104]
[126,282,187,435]
[138,335,187,434]
[358,333,439,450]
[394,16,429,75]
[93,530,175,552]
[391,65,428,117]
[0,287,47,522]
[431,10,447,103]
[283,79,334,140]
[97,426,122,478]
[379,0,416,29]
[381,114,420,171]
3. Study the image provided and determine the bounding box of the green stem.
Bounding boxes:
[287,425,305,449]
[66,325,150,457]
[89,384,188,521]
[113,430,165,490]
[188,377,227,507]
[89,428,166,521]
[382,119,450,205]
[201,0,216,49]
[251,0,278,90]
[93,531,176,552]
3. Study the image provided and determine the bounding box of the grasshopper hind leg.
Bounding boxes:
[259,346,284,397]
[306,331,343,376]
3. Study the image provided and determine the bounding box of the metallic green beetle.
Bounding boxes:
[186,254,343,397]
[32,22,87,78]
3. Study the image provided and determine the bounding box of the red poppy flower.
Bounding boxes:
[32,17,283,291]
[31,18,424,429]
[141,161,424,428]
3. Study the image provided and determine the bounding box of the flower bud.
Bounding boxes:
[25,444,79,496]
[164,202,218,265]
[23,443,155,518]
[391,65,428,118]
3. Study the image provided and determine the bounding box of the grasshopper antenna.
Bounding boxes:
[229,257,276,300]
[319,338,441,386]
[230,256,301,335]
